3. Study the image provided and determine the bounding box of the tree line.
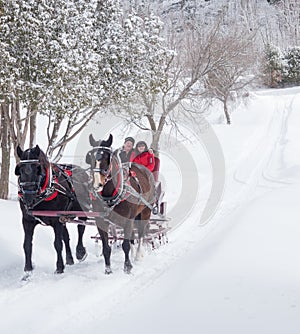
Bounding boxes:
[1,0,300,199]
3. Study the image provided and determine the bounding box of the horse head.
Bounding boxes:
[86,134,113,191]
[15,145,49,208]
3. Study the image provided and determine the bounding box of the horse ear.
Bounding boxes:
[34,145,41,156]
[107,134,113,147]
[89,134,98,147]
[17,145,23,158]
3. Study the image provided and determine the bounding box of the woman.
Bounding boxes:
[132,141,155,172]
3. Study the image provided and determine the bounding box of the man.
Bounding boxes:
[119,136,135,162]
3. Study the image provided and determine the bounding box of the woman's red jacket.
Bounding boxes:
[132,151,155,172]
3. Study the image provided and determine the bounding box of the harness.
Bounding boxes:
[90,150,156,212]
[18,161,76,212]
[90,152,128,207]
[38,166,58,202]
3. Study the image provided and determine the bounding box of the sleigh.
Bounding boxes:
[17,138,170,275]
[31,185,170,250]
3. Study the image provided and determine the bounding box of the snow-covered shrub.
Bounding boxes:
[261,44,283,88]
[282,46,300,85]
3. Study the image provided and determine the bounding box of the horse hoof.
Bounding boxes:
[124,266,132,274]
[66,256,74,265]
[21,271,32,282]
[135,245,145,261]
[135,251,144,261]
[76,247,87,262]
[124,261,133,274]
[105,266,113,275]
[55,268,64,274]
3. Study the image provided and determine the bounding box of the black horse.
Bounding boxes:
[86,134,156,274]
[15,145,90,277]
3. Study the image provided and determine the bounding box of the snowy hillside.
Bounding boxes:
[1,87,300,334]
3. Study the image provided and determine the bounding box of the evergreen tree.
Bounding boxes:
[283,46,300,84]
[0,0,168,160]
[0,0,169,198]
[262,44,283,88]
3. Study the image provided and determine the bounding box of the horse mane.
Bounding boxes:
[38,148,50,170]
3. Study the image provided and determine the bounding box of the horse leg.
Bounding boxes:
[123,221,134,273]
[62,225,74,265]
[98,227,112,274]
[53,222,65,274]
[135,216,145,261]
[76,224,87,261]
[136,209,151,260]
[130,229,136,259]
[122,239,133,274]
[22,218,37,272]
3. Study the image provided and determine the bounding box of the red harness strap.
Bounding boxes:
[111,160,121,197]
[18,167,58,202]
[41,168,58,201]
[64,169,72,177]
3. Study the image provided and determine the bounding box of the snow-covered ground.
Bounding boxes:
[1,87,300,334]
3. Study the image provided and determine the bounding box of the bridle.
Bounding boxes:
[16,157,60,212]
[86,146,113,190]
[87,147,131,206]
[17,159,43,197]
[94,146,113,177]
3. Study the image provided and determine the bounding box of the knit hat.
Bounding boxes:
[124,137,135,145]
[136,140,148,150]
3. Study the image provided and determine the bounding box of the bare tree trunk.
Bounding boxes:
[151,131,161,153]
[29,108,37,148]
[5,98,30,162]
[0,102,11,199]
[223,98,231,125]
[146,113,163,155]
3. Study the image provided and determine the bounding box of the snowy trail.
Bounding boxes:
[1,88,300,334]
[83,93,300,334]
